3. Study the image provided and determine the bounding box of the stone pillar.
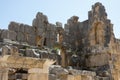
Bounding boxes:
[28,68,48,80]
[0,68,8,80]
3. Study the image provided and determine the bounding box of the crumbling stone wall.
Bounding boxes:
[63,2,116,53]
[88,2,115,48]
[8,22,36,45]
[0,2,119,80]
[6,13,63,48]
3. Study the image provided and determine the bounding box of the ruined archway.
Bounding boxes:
[0,55,55,80]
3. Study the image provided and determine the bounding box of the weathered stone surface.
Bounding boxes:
[49,65,69,75]
[56,22,62,27]
[0,2,119,80]
[49,65,96,80]
[19,24,25,33]
[1,45,19,56]
[24,25,35,35]
[25,49,36,57]
[68,69,96,76]
[8,22,36,45]
[85,53,110,67]
[16,32,25,42]
[49,74,57,80]
[27,34,36,45]
[8,21,20,32]
[64,16,81,50]
[88,2,107,23]
[10,46,19,56]
[32,12,48,28]
[32,12,58,47]
[1,30,17,41]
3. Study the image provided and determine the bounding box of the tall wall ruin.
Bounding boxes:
[0,2,120,80]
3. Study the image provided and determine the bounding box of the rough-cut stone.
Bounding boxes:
[25,49,36,57]
[8,22,36,45]
[32,12,58,47]
[85,53,110,67]
[49,65,69,75]
[49,74,57,80]
[32,12,48,28]
[1,30,17,41]
[64,16,81,50]
[27,34,36,45]
[56,22,62,27]
[1,45,19,56]
[8,21,20,32]
[0,2,119,80]
[19,24,25,33]
[24,25,35,35]
[49,65,96,80]
[16,32,25,42]
[10,46,19,56]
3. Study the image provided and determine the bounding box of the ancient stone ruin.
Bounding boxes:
[0,2,120,80]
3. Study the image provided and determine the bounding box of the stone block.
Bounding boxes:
[57,74,67,80]
[1,45,19,56]
[49,74,57,80]
[0,68,8,80]
[28,68,49,80]
[27,34,36,45]
[1,30,17,41]
[32,12,48,28]
[67,75,81,80]
[10,46,19,56]
[36,28,44,35]
[19,24,25,33]
[28,73,48,80]
[25,49,35,57]
[24,25,35,35]
[16,32,25,42]
[8,22,20,32]
[0,29,3,40]
[85,53,110,67]
[64,24,69,33]
[47,24,56,31]
[32,19,37,27]
[36,12,48,22]
[2,45,10,55]
[56,22,62,27]
[81,75,93,80]
[49,65,68,75]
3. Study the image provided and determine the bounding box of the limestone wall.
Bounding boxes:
[85,53,110,67]
[0,13,63,48]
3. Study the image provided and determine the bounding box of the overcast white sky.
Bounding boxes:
[0,0,120,38]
